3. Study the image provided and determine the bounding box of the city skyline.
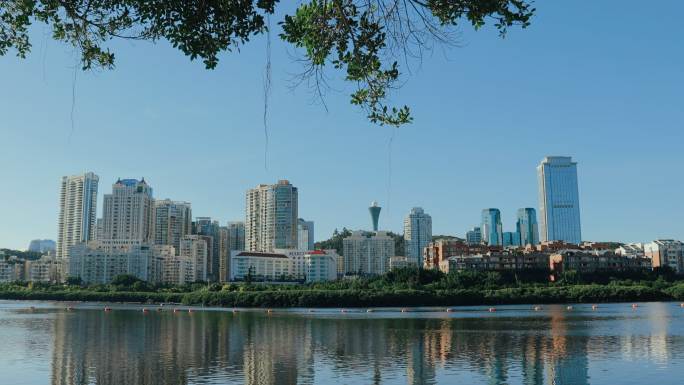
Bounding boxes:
[3,4,683,248]
[1,153,681,250]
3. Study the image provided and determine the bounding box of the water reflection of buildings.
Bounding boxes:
[47,306,681,385]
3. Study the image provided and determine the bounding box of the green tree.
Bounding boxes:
[0,1,533,126]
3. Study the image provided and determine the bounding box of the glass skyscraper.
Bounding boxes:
[481,208,503,246]
[537,156,582,244]
[516,208,539,246]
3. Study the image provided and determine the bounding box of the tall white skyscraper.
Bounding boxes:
[404,207,432,266]
[537,156,582,244]
[245,180,298,252]
[101,178,154,243]
[297,219,315,251]
[57,172,99,258]
[154,199,192,254]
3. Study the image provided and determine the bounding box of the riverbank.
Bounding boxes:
[2,284,683,307]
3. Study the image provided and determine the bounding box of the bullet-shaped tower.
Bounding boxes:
[369,201,381,231]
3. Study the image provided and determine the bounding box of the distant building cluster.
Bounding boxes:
[2,156,683,284]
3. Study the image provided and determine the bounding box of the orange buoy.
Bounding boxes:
[488,307,496,312]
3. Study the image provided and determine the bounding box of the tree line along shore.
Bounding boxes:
[1,268,684,308]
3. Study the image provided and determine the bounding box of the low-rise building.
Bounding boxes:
[67,240,173,284]
[443,252,549,273]
[25,257,63,283]
[549,250,651,274]
[230,251,294,281]
[305,250,338,283]
[644,240,684,273]
[389,255,416,270]
[0,257,23,282]
[423,239,492,270]
[615,243,644,258]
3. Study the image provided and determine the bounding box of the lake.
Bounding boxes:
[1,301,683,384]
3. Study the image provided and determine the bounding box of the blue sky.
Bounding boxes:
[1,1,683,250]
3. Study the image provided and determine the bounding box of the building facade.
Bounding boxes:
[67,240,172,284]
[245,180,298,252]
[230,251,293,281]
[481,209,503,246]
[537,156,582,244]
[194,217,220,281]
[297,219,315,251]
[57,172,99,258]
[154,200,192,254]
[502,232,521,247]
[28,239,56,254]
[180,235,209,282]
[465,227,482,245]
[101,178,154,243]
[516,208,539,246]
[644,240,684,273]
[404,207,432,266]
[342,231,395,275]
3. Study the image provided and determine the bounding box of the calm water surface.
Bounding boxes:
[1,301,683,385]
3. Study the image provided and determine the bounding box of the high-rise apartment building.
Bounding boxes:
[404,207,432,266]
[481,209,503,246]
[180,235,209,282]
[194,217,220,280]
[537,156,582,244]
[154,200,192,254]
[57,172,99,258]
[516,208,539,246]
[297,219,315,251]
[101,178,154,242]
[465,227,482,245]
[226,221,246,251]
[342,231,395,275]
[245,180,298,252]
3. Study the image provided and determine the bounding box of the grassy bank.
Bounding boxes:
[2,268,683,308]
[1,284,682,308]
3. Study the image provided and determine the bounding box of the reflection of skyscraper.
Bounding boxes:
[369,201,381,231]
[546,309,589,385]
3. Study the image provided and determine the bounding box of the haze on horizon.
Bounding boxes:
[1,1,683,250]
